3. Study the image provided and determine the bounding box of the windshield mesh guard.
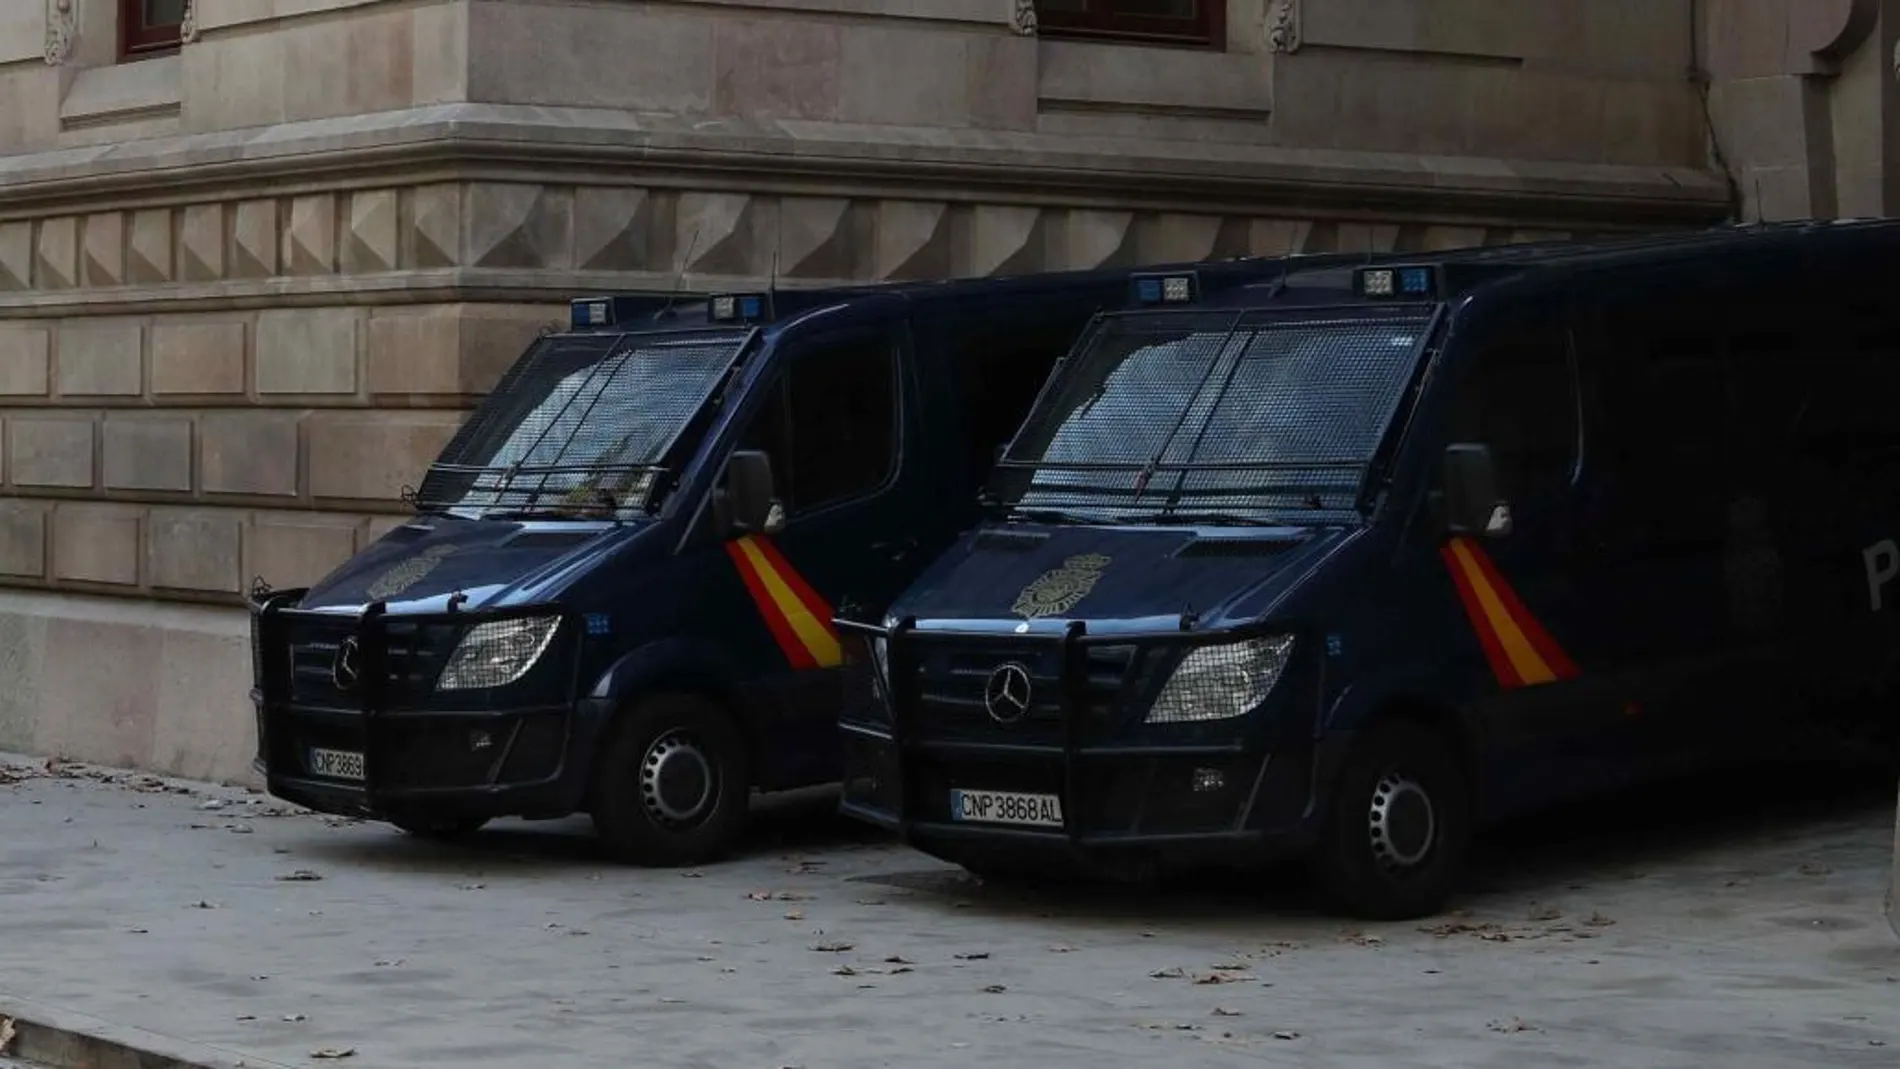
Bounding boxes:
[415,327,752,518]
[994,304,1438,522]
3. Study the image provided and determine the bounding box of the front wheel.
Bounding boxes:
[590,694,750,867]
[1308,719,1471,921]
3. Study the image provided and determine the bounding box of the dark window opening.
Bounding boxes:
[1448,313,1579,504]
[122,0,185,60]
[739,334,899,515]
[1034,0,1224,47]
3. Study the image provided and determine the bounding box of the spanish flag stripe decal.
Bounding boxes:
[750,535,837,625]
[1459,536,1582,679]
[727,536,843,670]
[1441,542,1524,689]
[1441,536,1580,689]
[725,540,817,671]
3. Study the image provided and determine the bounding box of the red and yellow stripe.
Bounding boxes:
[1440,536,1580,689]
[725,535,842,670]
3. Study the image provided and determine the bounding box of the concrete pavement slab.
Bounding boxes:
[0,752,1897,1069]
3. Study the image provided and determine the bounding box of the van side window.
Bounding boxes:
[738,334,898,514]
[1451,318,1578,500]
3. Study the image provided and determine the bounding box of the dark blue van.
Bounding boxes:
[836,221,1900,918]
[245,262,1309,865]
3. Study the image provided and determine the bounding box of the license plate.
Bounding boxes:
[948,788,1063,828]
[307,747,365,782]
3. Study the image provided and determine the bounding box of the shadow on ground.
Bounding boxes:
[286,784,885,874]
[849,757,1899,930]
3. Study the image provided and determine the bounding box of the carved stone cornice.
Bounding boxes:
[44,0,76,65]
[0,105,1729,230]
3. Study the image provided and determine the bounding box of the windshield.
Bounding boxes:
[415,327,751,519]
[991,305,1435,525]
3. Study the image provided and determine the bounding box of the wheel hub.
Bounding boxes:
[1368,770,1436,872]
[641,731,716,827]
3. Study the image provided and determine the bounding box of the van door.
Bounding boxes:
[722,322,922,786]
[1438,295,1636,807]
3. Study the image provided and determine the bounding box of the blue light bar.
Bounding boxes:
[1355,264,1438,300]
[1128,271,1200,307]
[709,292,773,323]
[567,295,660,331]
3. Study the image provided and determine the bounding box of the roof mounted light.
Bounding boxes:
[1129,271,1200,307]
[1355,265,1438,300]
[709,292,772,324]
[568,295,659,331]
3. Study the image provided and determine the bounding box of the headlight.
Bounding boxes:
[1145,635,1295,724]
[436,616,561,691]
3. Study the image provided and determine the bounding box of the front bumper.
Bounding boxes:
[834,617,1332,873]
[248,588,600,822]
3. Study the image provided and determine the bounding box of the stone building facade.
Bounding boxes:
[0,0,1887,783]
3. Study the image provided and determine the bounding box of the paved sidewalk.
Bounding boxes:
[1,752,1897,1069]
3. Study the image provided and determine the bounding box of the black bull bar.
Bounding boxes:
[831,614,1301,850]
[247,586,586,808]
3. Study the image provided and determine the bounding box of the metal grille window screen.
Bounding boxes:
[1002,308,1434,520]
[418,330,748,516]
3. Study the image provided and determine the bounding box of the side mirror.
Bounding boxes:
[1442,443,1513,538]
[723,449,784,535]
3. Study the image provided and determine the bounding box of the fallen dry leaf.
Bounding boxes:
[954,951,991,961]
[810,941,854,953]
[1582,912,1616,928]
[1529,905,1563,922]
[1272,1031,1301,1041]
[982,984,1007,994]
[1210,962,1249,972]
[1193,972,1256,985]
[1149,967,1187,979]
[1047,943,1075,953]
[276,870,323,882]
[681,871,704,879]
[309,1047,356,1059]
[191,900,218,909]
[1211,1007,1243,1017]
[282,1014,308,1023]
[784,911,805,921]
[832,965,858,976]
[1487,1017,1539,1034]
[884,955,913,965]
[889,966,914,975]
[1798,861,1832,877]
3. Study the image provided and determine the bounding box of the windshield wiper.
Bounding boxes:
[1006,507,1109,526]
[1148,511,1277,527]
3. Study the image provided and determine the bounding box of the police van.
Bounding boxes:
[836,221,1900,919]
[246,260,1321,865]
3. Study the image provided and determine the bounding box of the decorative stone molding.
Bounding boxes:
[1010,0,1036,36]
[180,0,200,43]
[1266,0,1300,54]
[0,182,1604,306]
[44,0,77,66]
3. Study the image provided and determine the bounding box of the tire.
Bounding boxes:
[388,813,490,841]
[1308,718,1471,921]
[590,693,750,867]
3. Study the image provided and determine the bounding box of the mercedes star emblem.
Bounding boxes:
[331,636,361,691]
[982,662,1034,725]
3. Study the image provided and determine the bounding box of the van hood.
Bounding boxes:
[892,522,1355,635]
[295,516,639,614]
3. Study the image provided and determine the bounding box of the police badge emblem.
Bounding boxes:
[366,544,458,601]
[1011,554,1111,623]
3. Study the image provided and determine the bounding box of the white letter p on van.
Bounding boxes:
[1865,539,1900,611]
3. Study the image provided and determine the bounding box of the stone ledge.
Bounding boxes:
[0,103,1730,226]
[0,994,244,1069]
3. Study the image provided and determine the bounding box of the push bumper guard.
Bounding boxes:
[248,587,594,822]
[833,616,1331,872]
